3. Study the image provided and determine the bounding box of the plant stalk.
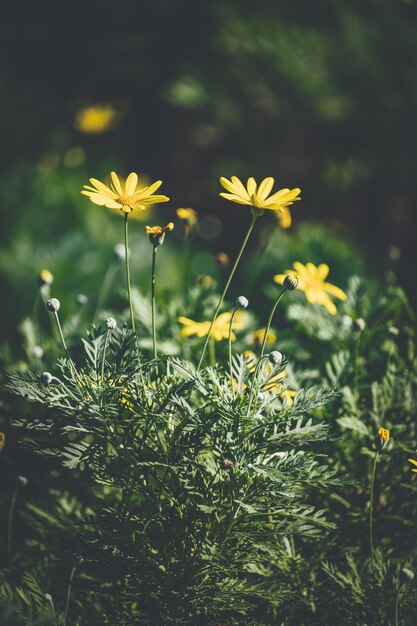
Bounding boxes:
[228,308,238,395]
[259,288,287,359]
[369,449,380,561]
[124,213,136,334]
[151,245,158,359]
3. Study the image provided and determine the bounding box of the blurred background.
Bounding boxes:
[1,0,416,346]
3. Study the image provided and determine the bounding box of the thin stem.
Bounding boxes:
[101,329,110,384]
[259,288,287,359]
[197,214,258,370]
[394,584,401,626]
[7,489,18,558]
[209,339,216,368]
[64,564,78,626]
[124,213,136,334]
[53,312,83,385]
[369,449,380,562]
[228,308,238,396]
[354,330,362,414]
[151,245,157,359]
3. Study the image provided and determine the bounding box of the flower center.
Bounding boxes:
[118,194,134,206]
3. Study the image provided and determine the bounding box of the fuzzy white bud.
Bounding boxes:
[40,372,53,385]
[46,298,60,312]
[235,296,249,310]
[105,317,117,330]
[268,351,283,365]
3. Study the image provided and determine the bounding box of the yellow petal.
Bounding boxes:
[231,176,251,200]
[125,172,138,195]
[219,192,251,205]
[257,177,274,201]
[137,194,169,206]
[408,458,417,467]
[316,264,330,280]
[324,283,347,301]
[273,274,286,285]
[246,177,257,197]
[110,171,123,195]
[89,178,118,199]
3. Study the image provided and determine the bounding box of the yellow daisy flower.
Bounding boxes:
[219,176,301,214]
[274,262,347,315]
[73,104,118,134]
[82,171,169,214]
[178,311,243,342]
[408,452,417,473]
[176,207,198,234]
[145,222,174,246]
[252,327,277,346]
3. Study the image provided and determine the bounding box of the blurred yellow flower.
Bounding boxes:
[220,176,301,213]
[38,269,54,286]
[216,252,230,267]
[276,205,292,229]
[73,104,117,134]
[252,327,277,346]
[243,349,257,373]
[281,389,297,406]
[0,431,5,453]
[178,311,243,341]
[408,452,417,473]
[274,262,347,315]
[176,207,198,234]
[378,426,390,445]
[82,171,169,214]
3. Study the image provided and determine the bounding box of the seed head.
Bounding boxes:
[105,317,117,330]
[268,351,283,365]
[46,298,60,312]
[40,371,53,385]
[283,273,299,291]
[400,568,415,583]
[235,296,249,310]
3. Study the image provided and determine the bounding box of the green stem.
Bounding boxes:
[354,330,362,415]
[64,564,77,626]
[7,489,18,558]
[369,449,380,562]
[209,339,216,368]
[151,245,157,359]
[228,308,238,396]
[197,214,258,370]
[259,288,287,359]
[101,329,110,384]
[53,312,82,385]
[124,213,136,335]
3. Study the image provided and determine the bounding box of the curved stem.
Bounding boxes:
[228,308,238,396]
[7,489,18,558]
[259,288,287,359]
[53,312,82,385]
[369,449,380,562]
[64,564,78,626]
[124,213,136,335]
[101,329,110,384]
[151,246,157,359]
[197,214,258,370]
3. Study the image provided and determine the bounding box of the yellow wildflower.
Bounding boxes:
[38,269,54,286]
[73,104,117,134]
[216,252,230,267]
[0,431,5,453]
[243,350,257,373]
[252,327,277,346]
[82,171,169,214]
[219,176,301,214]
[176,207,198,235]
[274,262,347,315]
[281,389,297,406]
[145,222,174,246]
[408,452,417,473]
[378,427,390,449]
[178,311,243,342]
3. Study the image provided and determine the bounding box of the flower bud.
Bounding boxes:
[222,458,235,471]
[283,273,299,291]
[113,243,126,261]
[105,317,117,330]
[46,298,60,312]
[32,345,44,359]
[268,351,283,365]
[38,269,54,287]
[235,296,249,310]
[354,318,366,332]
[399,568,415,583]
[40,371,53,385]
[17,475,28,488]
[75,293,88,306]
[377,426,390,450]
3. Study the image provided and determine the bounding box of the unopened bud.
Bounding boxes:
[354,318,366,332]
[283,273,299,291]
[235,296,249,310]
[46,298,60,312]
[105,317,117,330]
[268,351,283,365]
[40,372,53,385]
[399,568,415,583]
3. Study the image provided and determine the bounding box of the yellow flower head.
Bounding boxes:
[252,327,277,346]
[73,104,118,134]
[378,426,390,449]
[408,451,417,473]
[38,269,54,286]
[145,222,174,246]
[216,252,230,267]
[82,171,169,214]
[178,311,243,342]
[274,262,347,315]
[220,176,301,216]
[176,207,198,235]
[0,431,5,453]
